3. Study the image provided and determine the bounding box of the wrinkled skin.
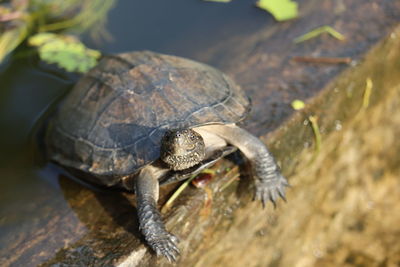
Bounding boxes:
[160,129,205,171]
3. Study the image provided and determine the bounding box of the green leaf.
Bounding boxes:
[256,0,298,21]
[28,33,101,73]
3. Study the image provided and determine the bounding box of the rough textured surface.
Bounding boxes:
[184,46,400,267]
[1,0,400,266]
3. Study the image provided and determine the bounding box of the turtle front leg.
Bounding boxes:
[197,124,289,207]
[135,166,180,262]
[252,146,289,207]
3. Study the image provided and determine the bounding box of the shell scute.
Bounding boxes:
[45,51,250,182]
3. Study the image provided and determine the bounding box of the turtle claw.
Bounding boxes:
[150,232,180,262]
[277,182,288,202]
[254,173,289,208]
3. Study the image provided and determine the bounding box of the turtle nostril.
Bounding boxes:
[185,144,196,151]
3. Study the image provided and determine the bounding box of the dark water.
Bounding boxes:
[0,0,272,264]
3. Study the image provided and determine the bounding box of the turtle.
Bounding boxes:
[44,51,289,262]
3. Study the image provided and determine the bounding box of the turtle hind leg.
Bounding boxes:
[135,166,180,262]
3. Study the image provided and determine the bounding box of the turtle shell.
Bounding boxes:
[45,51,250,186]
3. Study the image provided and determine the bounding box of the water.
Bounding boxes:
[0,1,272,265]
[89,0,270,55]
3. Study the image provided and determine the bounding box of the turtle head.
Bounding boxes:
[160,129,205,171]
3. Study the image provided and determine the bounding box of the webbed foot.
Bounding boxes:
[254,172,289,208]
[147,231,180,262]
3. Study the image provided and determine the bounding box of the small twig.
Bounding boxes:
[38,19,78,32]
[354,77,374,120]
[201,169,216,175]
[292,56,352,64]
[0,11,23,22]
[362,78,373,109]
[294,25,345,43]
[162,174,198,213]
[162,170,214,213]
[308,115,321,154]
[219,174,240,192]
